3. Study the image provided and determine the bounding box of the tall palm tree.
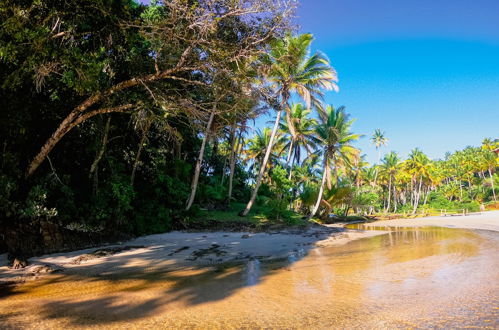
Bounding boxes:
[371,129,388,186]
[240,33,338,216]
[371,129,389,164]
[380,151,400,213]
[308,106,361,219]
[280,103,318,179]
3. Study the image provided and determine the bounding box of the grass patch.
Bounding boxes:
[187,203,310,231]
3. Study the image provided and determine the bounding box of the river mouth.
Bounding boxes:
[1,226,498,329]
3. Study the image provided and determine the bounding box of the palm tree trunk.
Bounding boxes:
[186,109,216,211]
[287,150,296,181]
[308,158,328,220]
[286,140,294,163]
[423,187,429,206]
[412,176,423,214]
[240,109,283,216]
[489,168,497,202]
[385,176,392,213]
[393,185,397,212]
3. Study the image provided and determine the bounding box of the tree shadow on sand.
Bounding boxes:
[0,229,342,327]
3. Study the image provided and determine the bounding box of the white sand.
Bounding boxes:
[365,210,499,231]
[0,225,386,283]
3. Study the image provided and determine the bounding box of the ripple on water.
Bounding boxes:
[0,226,497,329]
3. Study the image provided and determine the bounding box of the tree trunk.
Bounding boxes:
[393,184,397,212]
[287,149,296,181]
[89,117,111,177]
[130,125,150,187]
[186,110,216,211]
[25,49,193,177]
[423,187,429,206]
[412,176,423,214]
[27,104,133,177]
[385,176,392,213]
[308,158,328,220]
[489,168,497,202]
[240,109,283,216]
[227,128,242,204]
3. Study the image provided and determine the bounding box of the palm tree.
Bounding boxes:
[244,127,284,176]
[483,150,497,201]
[371,129,388,185]
[240,33,338,216]
[371,129,389,164]
[280,103,318,179]
[308,106,361,219]
[380,151,400,213]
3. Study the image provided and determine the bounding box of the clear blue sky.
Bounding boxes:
[295,0,499,163]
[139,0,499,163]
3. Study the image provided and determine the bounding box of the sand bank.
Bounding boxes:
[365,210,499,231]
[0,225,386,284]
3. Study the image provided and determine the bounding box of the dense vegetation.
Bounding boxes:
[1,0,498,256]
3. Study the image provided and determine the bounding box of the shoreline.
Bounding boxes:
[0,224,387,286]
[364,210,499,232]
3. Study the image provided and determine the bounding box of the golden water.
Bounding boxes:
[1,227,498,329]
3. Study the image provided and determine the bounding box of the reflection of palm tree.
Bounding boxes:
[308,106,360,219]
[241,33,338,216]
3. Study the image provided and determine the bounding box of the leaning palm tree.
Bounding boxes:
[240,33,338,216]
[308,106,361,219]
[280,103,318,178]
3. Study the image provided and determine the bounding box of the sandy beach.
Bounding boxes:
[365,210,499,231]
[2,211,498,284]
[0,225,385,284]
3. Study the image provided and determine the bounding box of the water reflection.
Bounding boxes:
[0,227,497,329]
[245,258,260,286]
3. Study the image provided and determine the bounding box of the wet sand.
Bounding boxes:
[0,226,497,329]
[1,214,498,329]
[0,225,385,285]
[365,210,499,231]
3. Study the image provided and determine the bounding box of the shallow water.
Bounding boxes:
[1,227,498,329]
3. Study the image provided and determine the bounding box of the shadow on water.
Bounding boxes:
[0,226,496,328]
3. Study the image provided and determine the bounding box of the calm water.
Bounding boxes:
[1,227,498,329]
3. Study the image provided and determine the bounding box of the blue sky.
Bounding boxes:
[295,0,499,163]
[139,0,499,163]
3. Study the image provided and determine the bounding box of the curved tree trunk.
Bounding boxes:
[240,109,283,216]
[308,158,328,220]
[27,104,133,177]
[26,48,193,177]
[186,109,216,211]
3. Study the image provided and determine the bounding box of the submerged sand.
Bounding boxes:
[0,224,497,329]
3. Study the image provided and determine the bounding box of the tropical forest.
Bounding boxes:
[0,0,498,328]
